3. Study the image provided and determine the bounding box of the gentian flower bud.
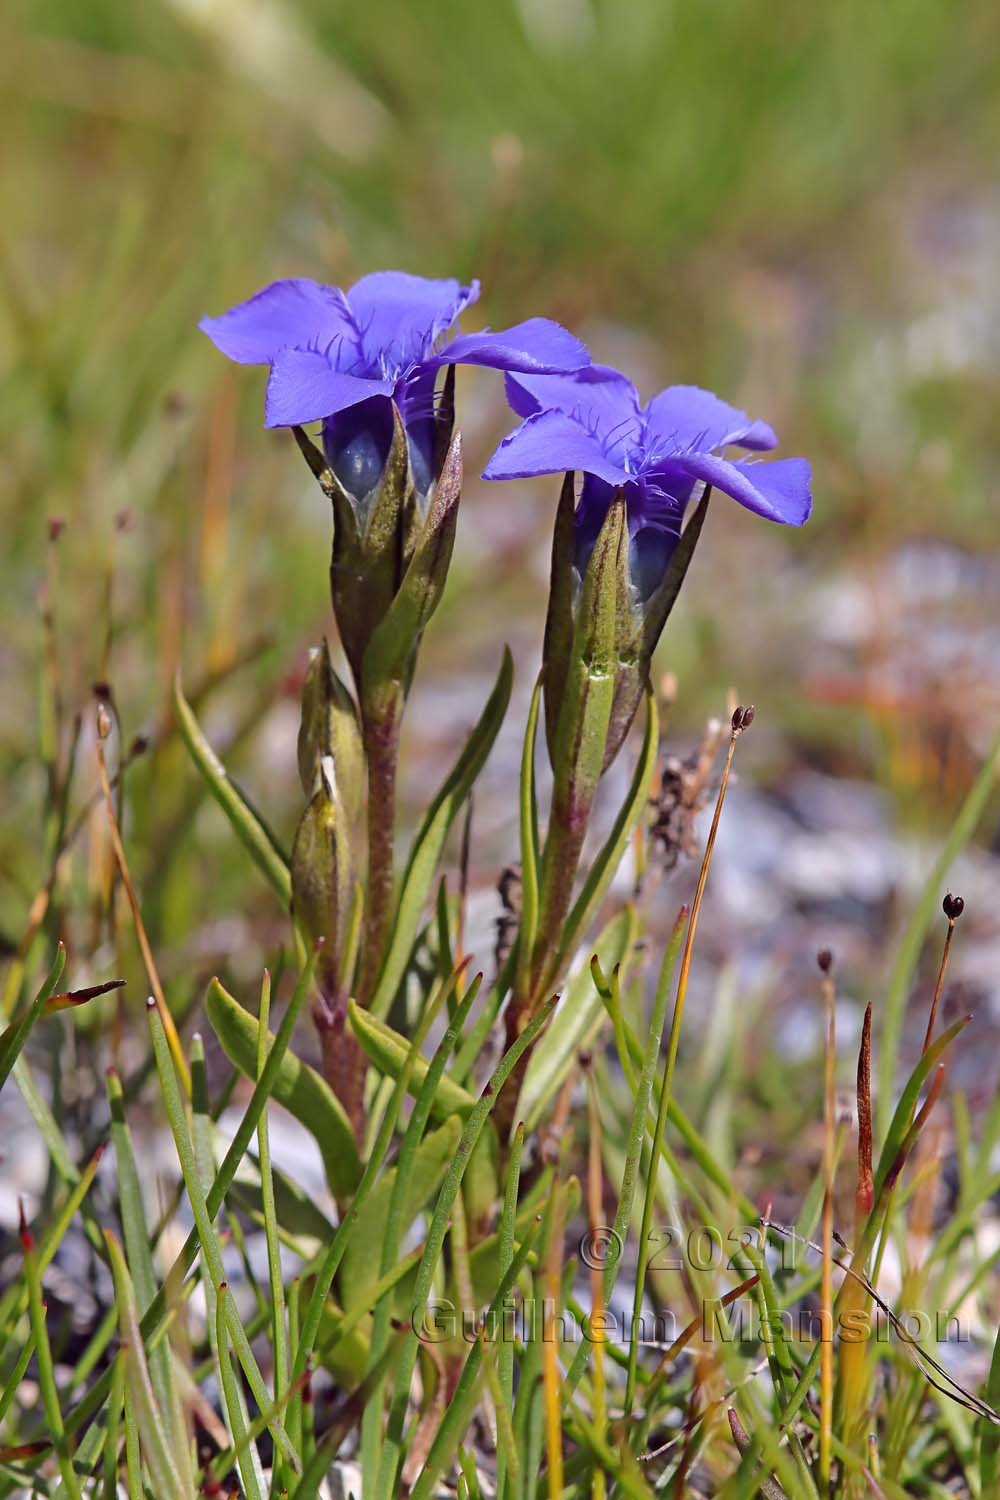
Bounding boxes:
[291,754,352,962]
[485,366,812,767]
[297,639,364,829]
[200,271,588,701]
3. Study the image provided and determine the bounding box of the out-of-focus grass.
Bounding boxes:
[2,0,999,983]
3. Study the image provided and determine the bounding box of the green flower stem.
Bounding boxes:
[356,688,402,1007]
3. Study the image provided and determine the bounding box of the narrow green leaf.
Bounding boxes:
[254,972,290,1495]
[360,972,482,1494]
[289,963,471,1394]
[215,1284,264,1500]
[105,1231,185,1500]
[407,1219,541,1500]
[515,675,543,998]
[348,1001,477,1121]
[174,673,291,905]
[0,944,66,1089]
[564,906,687,1402]
[147,1000,300,1478]
[981,1317,1000,1489]
[102,1348,125,1500]
[368,646,513,1018]
[340,1116,461,1315]
[873,1014,971,1201]
[495,1123,525,1500]
[520,905,636,1129]
[62,955,318,1448]
[107,1068,185,1466]
[378,994,559,1500]
[206,977,360,1199]
[0,1334,35,1429]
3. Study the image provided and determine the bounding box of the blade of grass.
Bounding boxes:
[0,943,66,1089]
[515,675,543,998]
[104,1230,183,1500]
[254,969,290,1492]
[377,995,559,1500]
[21,1210,84,1500]
[495,1120,525,1500]
[360,965,481,1489]
[62,953,316,1446]
[819,953,836,1492]
[215,1283,264,1500]
[174,672,291,904]
[146,997,299,1477]
[563,907,688,1400]
[101,1349,125,1500]
[408,1217,541,1500]
[107,1068,181,1454]
[96,704,190,1094]
[625,708,750,1416]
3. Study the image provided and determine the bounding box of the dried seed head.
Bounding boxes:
[494,863,522,972]
[731,703,755,734]
[578,1048,593,1070]
[648,721,727,874]
[817,948,834,975]
[943,892,965,922]
[47,516,66,543]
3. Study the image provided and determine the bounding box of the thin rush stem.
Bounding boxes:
[585,1067,608,1500]
[624,707,750,1414]
[819,955,836,1492]
[921,897,961,1057]
[626,708,749,1410]
[95,705,189,1096]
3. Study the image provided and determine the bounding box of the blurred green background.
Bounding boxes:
[3,0,999,1007]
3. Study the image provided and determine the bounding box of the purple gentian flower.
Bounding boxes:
[200,271,588,500]
[484,365,812,597]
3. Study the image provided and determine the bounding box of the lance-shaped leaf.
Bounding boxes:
[206,979,361,1199]
[174,674,290,905]
[297,640,364,826]
[360,428,463,702]
[348,1002,477,1122]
